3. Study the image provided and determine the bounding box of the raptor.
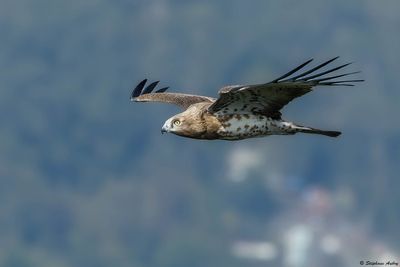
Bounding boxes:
[131,57,363,140]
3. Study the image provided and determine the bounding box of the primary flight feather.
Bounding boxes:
[131,57,363,140]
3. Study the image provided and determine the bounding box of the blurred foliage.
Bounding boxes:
[0,0,399,266]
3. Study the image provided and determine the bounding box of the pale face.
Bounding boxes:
[160,112,206,139]
[161,116,184,134]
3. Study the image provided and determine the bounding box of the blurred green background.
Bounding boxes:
[1,0,399,266]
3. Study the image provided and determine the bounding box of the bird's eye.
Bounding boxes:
[173,120,181,126]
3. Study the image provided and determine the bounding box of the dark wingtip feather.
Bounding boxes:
[131,79,147,100]
[271,58,314,83]
[284,56,340,82]
[271,57,363,87]
[142,81,160,94]
[320,83,355,86]
[156,87,169,93]
[302,62,353,81]
[318,79,364,86]
[311,71,361,83]
[131,79,169,100]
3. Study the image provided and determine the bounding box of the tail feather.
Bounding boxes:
[295,125,341,138]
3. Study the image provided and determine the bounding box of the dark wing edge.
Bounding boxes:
[270,56,364,86]
[209,57,363,117]
[130,79,215,110]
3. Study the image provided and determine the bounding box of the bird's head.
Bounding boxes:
[161,115,192,136]
[161,116,183,134]
[161,110,207,139]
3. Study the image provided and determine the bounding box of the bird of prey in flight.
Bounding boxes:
[131,57,362,140]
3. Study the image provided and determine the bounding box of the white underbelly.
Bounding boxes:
[216,114,294,139]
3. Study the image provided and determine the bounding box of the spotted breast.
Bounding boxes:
[216,113,296,140]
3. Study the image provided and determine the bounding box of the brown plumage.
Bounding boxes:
[131,57,363,140]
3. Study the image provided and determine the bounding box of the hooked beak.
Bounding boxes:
[161,124,168,134]
[161,118,173,135]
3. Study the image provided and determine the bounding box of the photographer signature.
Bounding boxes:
[360,260,399,266]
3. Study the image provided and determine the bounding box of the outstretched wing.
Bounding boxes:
[208,57,364,118]
[131,79,215,110]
